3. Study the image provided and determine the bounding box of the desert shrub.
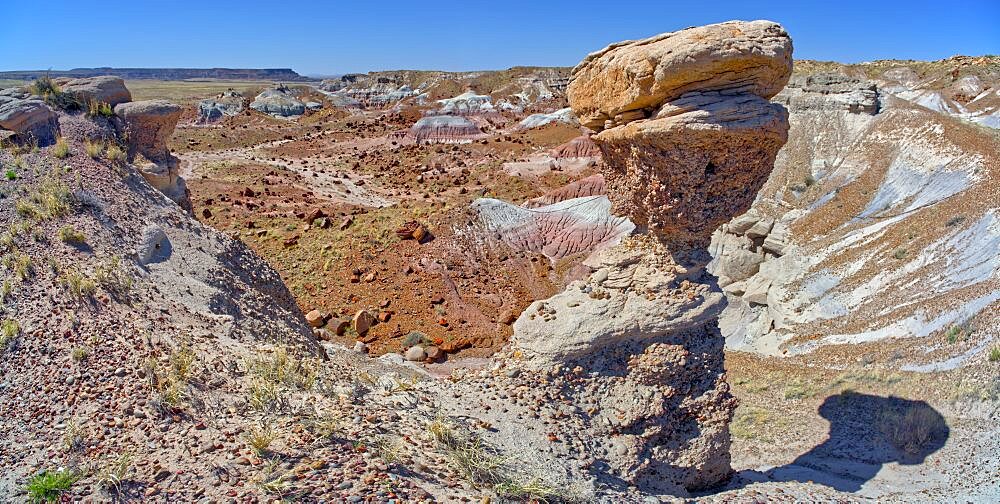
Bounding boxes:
[96,452,133,497]
[426,417,569,501]
[30,75,81,111]
[25,468,81,503]
[147,346,198,411]
[945,323,973,344]
[94,256,133,297]
[783,379,816,400]
[893,248,908,260]
[70,346,89,361]
[990,347,1000,363]
[880,405,941,455]
[57,225,86,244]
[945,215,966,228]
[60,269,97,298]
[946,325,961,343]
[3,252,33,281]
[52,137,71,159]
[403,331,430,347]
[730,406,771,439]
[4,169,15,180]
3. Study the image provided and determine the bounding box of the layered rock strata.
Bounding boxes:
[774,72,879,114]
[409,115,484,143]
[473,195,633,260]
[498,20,793,494]
[250,86,305,117]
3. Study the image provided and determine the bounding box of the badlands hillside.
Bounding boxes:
[1,19,998,503]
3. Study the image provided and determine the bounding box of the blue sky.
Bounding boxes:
[2,0,997,75]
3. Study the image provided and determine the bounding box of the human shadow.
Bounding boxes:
[727,391,950,493]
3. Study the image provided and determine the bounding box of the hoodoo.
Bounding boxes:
[504,20,793,493]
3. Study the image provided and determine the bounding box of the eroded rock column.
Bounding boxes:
[114,100,192,211]
[507,20,792,493]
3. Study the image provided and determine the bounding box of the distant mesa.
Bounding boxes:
[0,67,310,81]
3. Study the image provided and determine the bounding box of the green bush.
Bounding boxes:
[25,469,80,503]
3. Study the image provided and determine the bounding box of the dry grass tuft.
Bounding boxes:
[84,139,105,158]
[244,422,278,455]
[1,319,20,351]
[52,137,72,159]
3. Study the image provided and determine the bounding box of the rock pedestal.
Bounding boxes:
[569,20,792,247]
[505,20,793,494]
[114,100,191,210]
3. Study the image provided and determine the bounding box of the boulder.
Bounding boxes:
[728,211,761,235]
[762,221,789,255]
[305,309,327,328]
[61,76,132,106]
[745,217,775,239]
[352,309,375,336]
[0,96,59,145]
[425,346,443,361]
[711,232,765,286]
[568,20,792,130]
[136,225,171,266]
[743,273,772,305]
[404,345,426,361]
